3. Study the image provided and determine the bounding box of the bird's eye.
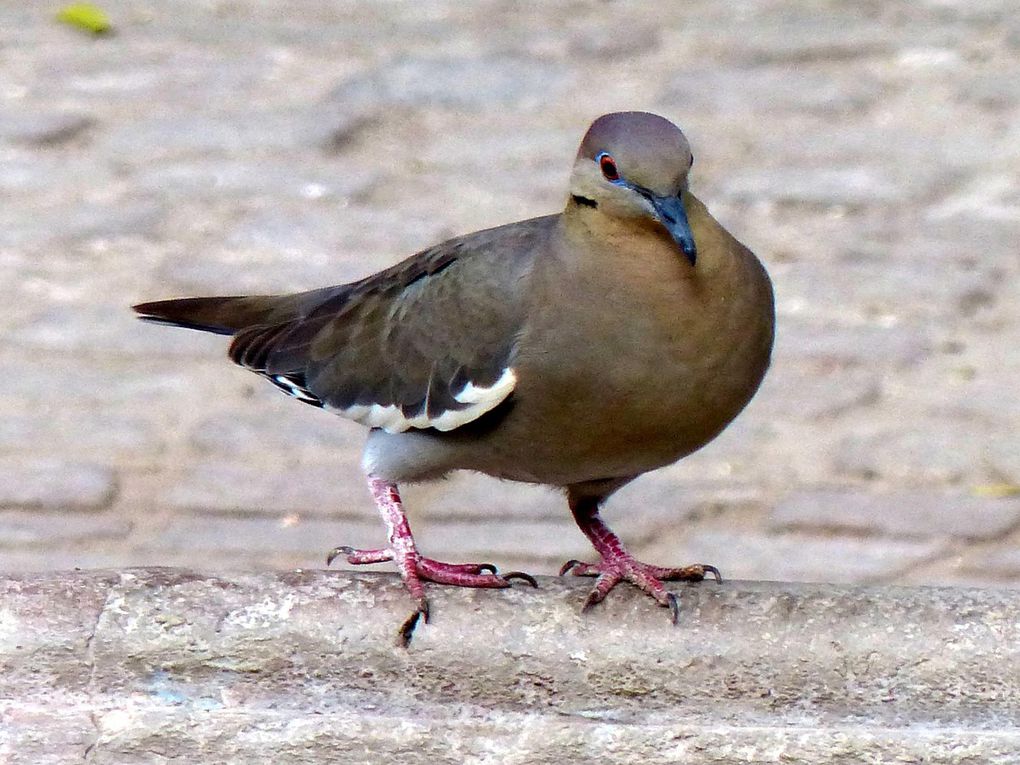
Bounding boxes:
[596,152,620,182]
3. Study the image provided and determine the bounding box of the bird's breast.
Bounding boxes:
[499,236,774,482]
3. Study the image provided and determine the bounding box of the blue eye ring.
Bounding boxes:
[595,152,622,183]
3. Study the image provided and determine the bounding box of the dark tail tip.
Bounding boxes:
[132,297,248,336]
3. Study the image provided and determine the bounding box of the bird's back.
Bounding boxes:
[135,214,558,429]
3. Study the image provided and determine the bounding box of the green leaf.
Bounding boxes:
[56,3,113,35]
[972,483,1020,499]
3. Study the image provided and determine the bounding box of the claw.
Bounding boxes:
[581,587,604,613]
[558,559,583,576]
[477,563,499,575]
[666,592,680,626]
[397,600,430,648]
[701,564,723,583]
[397,602,429,648]
[503,571,539,588]
[325,545,356,567]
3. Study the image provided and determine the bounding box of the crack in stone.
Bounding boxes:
[82,572,123,762]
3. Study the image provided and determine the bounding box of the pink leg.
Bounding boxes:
[560,495,720,624]
[327,474,537,644]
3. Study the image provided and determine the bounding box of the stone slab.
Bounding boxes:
[1,569,1019,764]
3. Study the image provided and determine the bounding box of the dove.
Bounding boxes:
[135,111,775,643]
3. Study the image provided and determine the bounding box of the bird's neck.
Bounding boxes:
[559,191,735,279]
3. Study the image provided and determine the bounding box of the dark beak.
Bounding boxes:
[651,193,697,266]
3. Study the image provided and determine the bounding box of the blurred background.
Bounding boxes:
[1,0,1018,587]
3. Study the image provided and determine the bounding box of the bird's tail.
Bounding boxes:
[132,295,287,336]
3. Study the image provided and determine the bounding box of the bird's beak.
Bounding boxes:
[651,193,697,266]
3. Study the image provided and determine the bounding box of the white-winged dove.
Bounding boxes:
[135,111,775,644]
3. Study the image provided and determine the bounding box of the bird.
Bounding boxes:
[135,111,775,644]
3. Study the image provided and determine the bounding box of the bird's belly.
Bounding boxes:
[467,320,772,486]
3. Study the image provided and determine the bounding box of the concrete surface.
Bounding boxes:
[1,4,1019,587]
[1,569,1019,764]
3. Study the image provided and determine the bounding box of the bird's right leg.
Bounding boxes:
[327,473,536,644]
[560,492,721,624]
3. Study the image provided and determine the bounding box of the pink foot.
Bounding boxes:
[327,545,536,645]
[560,556,720,624]
[327,544,536,589]
[328,475,537,646]
[564,494,721,624]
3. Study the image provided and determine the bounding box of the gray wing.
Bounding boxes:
[228,216,553,432]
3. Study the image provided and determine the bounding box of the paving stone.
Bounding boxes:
[154,206,435,294]
[0,193,122,252]
[640,530,945,584]
[987,431,1020,484]
[400,472,563,522]
[567,23,661,61]
[0,354,224,407]
[0,156,58,195]
[753,364,881,421]
[663,413,847,490]
[607,473,767,540]
[134,159,376,202]
[187,410,357,460]
[887,353,1020,429]
[0,411,163,457]
[0,548,138,572]
[0,239,161,312]
[957,547,1020,581]
[154,513,374,560]
[720,166,904,209]
[11,304,224,356]
[699,11,899,66]
[165,460,373,519]
[102,110,352,159]
[771,258,1001,324]
[222,204,382,258]
[664,424,774,485]
[770,490,1020,541]
[329,55,573,111]
[663,65,884,116]
[962,69,1020,112]
[0,510,131,546]
[928,173,1020,224]
[417,119,572,177]
[59,48,283,103]
[833,421,1002,486]
[773,320,932,368]
[938,377,1020,429]
[0,459,117,511]
[0,110,95,146]
[65,199,167,243]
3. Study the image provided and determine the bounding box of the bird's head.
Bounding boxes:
[568,111,698,266]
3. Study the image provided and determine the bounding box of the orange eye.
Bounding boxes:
[597,152,620,182]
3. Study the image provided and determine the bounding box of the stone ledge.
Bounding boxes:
[1,568,1018,764]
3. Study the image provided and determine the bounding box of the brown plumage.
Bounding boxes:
[135,111,775,643]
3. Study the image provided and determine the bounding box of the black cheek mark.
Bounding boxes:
[571,194,598,209]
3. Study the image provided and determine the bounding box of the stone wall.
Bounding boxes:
[2,569,1019,764]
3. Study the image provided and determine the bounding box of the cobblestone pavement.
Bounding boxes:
[1,0,1018,587]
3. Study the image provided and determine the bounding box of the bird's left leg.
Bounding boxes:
[559,493,720,624]
[327,474,536,644]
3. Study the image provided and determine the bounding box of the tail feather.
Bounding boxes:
[132,296,285,335]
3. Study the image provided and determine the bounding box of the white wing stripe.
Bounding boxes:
[453,367,517,405]
[327,367,517,434]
